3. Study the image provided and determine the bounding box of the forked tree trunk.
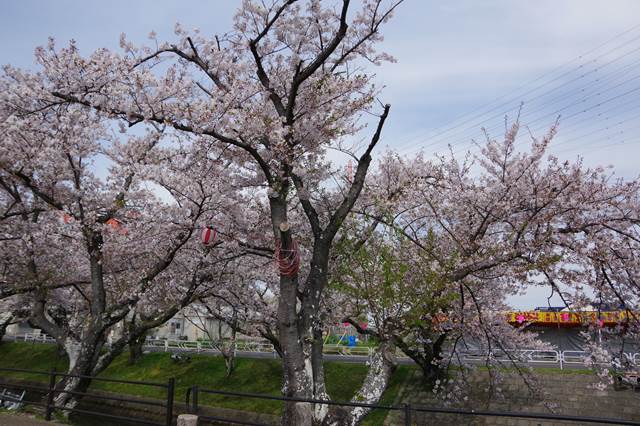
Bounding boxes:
[277,255,397,425]
[269,111,391,423]
[274,237,388,425]
[278,322,396,426]
[52,337,106,412]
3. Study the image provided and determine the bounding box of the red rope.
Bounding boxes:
[274,239,300,277]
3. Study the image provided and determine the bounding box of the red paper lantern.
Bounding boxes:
[106,218,127,235]
[106,218,120,229]
[202,226,217,245]
[59,211,73,224]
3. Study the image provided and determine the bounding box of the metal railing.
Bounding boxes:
[185,385,640,426]
[25,333,57,344]
[6,333,640,370]
[1,366,639,425]
[0,367,174,426]
[149,338,639,369]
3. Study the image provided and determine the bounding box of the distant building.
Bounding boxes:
[150,305,238,341]
[5,321,37,336]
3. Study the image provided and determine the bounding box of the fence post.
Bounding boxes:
[403,403,412,426]
[191,385,199,414]
[44,368,56,421]
[166,378,175,426]
[165,340,169,352]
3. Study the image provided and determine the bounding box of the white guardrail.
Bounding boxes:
[7,333,639,369]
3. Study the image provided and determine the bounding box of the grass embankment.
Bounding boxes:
[0,342,412,424]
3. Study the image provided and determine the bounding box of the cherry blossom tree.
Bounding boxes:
[2,1,405,423]
[334,217,548,403]
[0,74,266,409]
[2,2,637,422]
[184,255,283,376]
[349,121,640,397]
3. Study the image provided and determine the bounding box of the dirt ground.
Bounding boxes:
[0,412,62,425]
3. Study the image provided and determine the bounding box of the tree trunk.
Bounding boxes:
[269,203,314,425]
[419,359,445,386]
[52,339,102,412]
[270,179,395,424]
[222,348,236,377]
[278,271,397,426]
[53,373,93,412]
[0,314,11,344]
[396,332,448,387]
[223,318,238,377]
[278,271,315,426]
[322,341,396,426]
[48,330,117,414]
[128,330,147,365]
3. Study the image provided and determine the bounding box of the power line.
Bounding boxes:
[501,52,640,127]
[530,98,640,145]
[411,41,640,155]
[555,136,640,156]
[452,85,640,157]
[392,23,640,157]
[553,114,640,149]
[436,78,640,157]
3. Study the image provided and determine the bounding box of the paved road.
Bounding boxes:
[0,413,61,426]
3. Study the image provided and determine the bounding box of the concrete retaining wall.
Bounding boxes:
[387,371,640,426]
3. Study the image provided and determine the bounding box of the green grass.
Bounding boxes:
[0,341,68,381]
[0,342,411,424]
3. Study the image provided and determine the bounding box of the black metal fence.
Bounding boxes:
[186,385,640,426]
[1,366,639,426]
[0,367,173,426]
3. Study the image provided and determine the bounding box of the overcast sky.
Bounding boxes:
[2,0,639,309]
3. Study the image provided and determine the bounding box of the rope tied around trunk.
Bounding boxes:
[274,238,300,277]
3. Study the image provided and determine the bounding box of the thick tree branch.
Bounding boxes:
[325,104,390,241]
